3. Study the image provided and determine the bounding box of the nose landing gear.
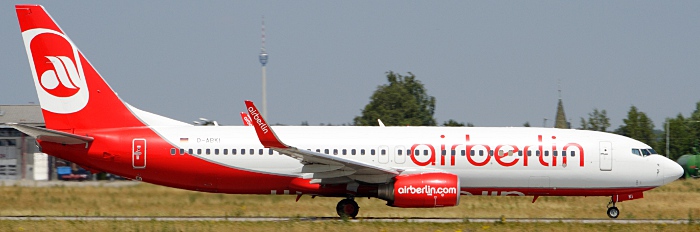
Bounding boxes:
[336,198,359,218]
[606,197,619,218]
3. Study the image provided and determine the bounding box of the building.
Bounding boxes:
[0,105,47,180]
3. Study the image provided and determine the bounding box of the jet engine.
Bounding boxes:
[377,172,460,208]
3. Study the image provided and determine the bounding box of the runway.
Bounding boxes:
[0,216,697,224]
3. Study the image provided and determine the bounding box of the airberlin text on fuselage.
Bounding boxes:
[410,134,585,168]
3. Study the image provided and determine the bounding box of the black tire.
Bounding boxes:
[607,207,619,218]
[336,199,359,218]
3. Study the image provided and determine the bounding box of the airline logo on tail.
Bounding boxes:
[22,28,88,114]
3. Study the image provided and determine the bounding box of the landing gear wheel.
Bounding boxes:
[606,196,620,219]
[336,198,359,218]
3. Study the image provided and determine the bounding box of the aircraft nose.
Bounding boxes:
[664,159,684,184]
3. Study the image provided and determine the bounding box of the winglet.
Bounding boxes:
[244,100,288,148]
[240,112,252,126]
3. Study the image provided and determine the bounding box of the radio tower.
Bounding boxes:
[259,16,269,119]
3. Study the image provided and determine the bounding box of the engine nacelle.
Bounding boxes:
[377,172,460,208]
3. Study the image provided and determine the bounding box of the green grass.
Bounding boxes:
[0,179,699,231]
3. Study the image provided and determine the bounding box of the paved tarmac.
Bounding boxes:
[0,216,697,224]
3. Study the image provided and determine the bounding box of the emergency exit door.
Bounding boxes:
[132,139,146,169]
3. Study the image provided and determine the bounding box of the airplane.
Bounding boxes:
[8,4,683,219]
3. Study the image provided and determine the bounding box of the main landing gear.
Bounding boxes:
[606,197,620,219]
[336,198,359,218]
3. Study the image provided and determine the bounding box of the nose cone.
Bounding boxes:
[663,159,684,184]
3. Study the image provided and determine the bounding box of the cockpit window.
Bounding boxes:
[632,149,641,156]
[632,148,658,157]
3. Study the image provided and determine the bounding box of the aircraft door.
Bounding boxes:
[132,139,146,169]
[599,141,612,171]
[394,145,406,164]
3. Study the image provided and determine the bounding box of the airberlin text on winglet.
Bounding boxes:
[247,106,269,134]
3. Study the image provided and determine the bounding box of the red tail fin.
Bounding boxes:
[16,5,183,131]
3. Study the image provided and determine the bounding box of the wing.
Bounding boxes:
[5,123,93,145]
[244,101,399,184]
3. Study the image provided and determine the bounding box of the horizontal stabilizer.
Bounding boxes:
[5,123,93,145]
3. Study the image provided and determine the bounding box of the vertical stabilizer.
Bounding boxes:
[16,5,185,131]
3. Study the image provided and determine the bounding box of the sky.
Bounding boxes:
[1,1,699,129]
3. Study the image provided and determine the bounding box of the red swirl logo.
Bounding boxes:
[30,33,81,97]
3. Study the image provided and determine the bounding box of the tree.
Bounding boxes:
[353,71,436,126]
[660,114,696,160]
[615,106,656,148]
[659,101,700,159]
[442,119,465,127]
[579,108,611,132]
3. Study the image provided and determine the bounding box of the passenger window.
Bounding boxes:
[518,151,523,156]
[381,149,387,155]
[250,149,254,155]
[407,150,412,156]
[527,150,532,156]
[188,149,193,154]
[316,149,320,152]
[441,150,446,156]
[397,150,403,155]
[259,149,263,155]
[206,149,211,155]
[571,151,575,157]
[479,150,484,156]
[561,151,566,157]
[536,150,540,156]
[470,150,474,156]
[451,150,456,156]
[215,149,219,155]
[269,149,274,155]
[241,149,245,155]
[180,149,185,155]
[489,150,494,156]
[352,149,356,155]
[371,149,376,155]
[553,150,557,156]
[342,149,347,155]
[498,150,504,157]
[423,150,428,156]
[324,149,329,154]
[197,149,202,155]
[170,148,176,155]
[361,149,366,155]
[231,149,237,155]
[544,151,549,156]
[223,149,228,155]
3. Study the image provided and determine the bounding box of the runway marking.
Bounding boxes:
[0,216,697,224]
